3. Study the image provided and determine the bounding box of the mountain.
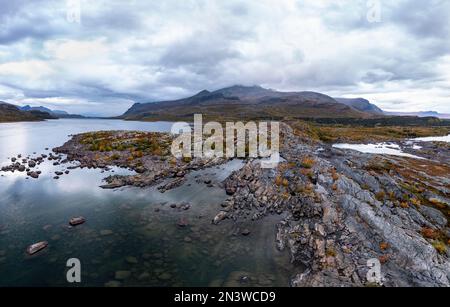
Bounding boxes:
[384,111,450,119]
[121,85,372,121]
[21,105,56,114]
[52,110,69,115]
[0,102,56,122]
[20,105,83,118]
[334,98,384,115]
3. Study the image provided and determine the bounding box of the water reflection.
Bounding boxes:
[0,119,296,287]
[412,134,450,143]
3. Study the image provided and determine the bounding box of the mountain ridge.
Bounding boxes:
[0,102,57,122]
[121,85,373,121]
[385,111,450,119]
[334,97,384,115]
[20,105,84,118]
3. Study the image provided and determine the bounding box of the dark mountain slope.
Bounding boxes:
[20,105,84,118]
[0,102,56,122]
[334,98,384,115]
[122,86,371,121]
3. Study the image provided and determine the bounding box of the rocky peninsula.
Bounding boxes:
[53,130,228,189]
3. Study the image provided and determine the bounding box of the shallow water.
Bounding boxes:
[412,134,450,143]
[333,134,450,159]
[0,119,296,286]
[332,143,424,159]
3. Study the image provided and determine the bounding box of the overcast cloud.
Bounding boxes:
[0,0,449,116]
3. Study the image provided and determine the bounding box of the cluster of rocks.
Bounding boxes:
[2,154,42,176]
[157,176,186,193]
[401,140,450,164]
[0,151,70,179]
[169,202,191,212]
[54,131,230,190]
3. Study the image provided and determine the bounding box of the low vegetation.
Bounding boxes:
[79,131,172,157]
[432,241,447,255]
[312,125,449,143]
[0,103,56,122]
[301,156,315,169]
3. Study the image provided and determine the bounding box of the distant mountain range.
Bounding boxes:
[0,102,84,122]
[20,105,84,118]
[384,111,450,119]
[20,105,68,115]
[0,102,57,122]
[121,85,450,122]
[333,98,384,115]
[121,85,377,121]
[2,87,448,123]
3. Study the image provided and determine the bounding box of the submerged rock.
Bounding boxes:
[100,229,114,236]
[115,271,131,280]
[105,280,122,287]
[177,217,189,228]
[69,217,86,226]
[212,211,227,225]
[125,256,139,264]
[26,241,48,255]
[241,229,251,236]
[158,272,172,281]
[138,272,150,281]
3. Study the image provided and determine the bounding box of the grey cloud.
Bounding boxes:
[0,0,40,20]
[158,34,242,72]
[0,16,64,44]
[0,0,449,114]
[361,70,394,83]
[0,0,69,44]
[389,0,450,39]
[80,4,144,33]
[229,3,249,16]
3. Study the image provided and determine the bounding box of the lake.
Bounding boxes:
[0,119,296,287]
[411,134,450,143]
[332,143,424,159]
[332,134,450,159]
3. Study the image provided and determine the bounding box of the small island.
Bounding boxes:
[53,130,229,190]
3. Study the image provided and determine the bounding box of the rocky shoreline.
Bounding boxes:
[1,125,449,287]
[401,140,450,164]
[53,130,229,190]
[213,124,449,286]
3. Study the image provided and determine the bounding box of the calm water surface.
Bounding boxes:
[412,134,450,143]
[0,119,295,286]
[333,134,450,159]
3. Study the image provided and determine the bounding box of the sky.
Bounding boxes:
[0,0,449,116]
